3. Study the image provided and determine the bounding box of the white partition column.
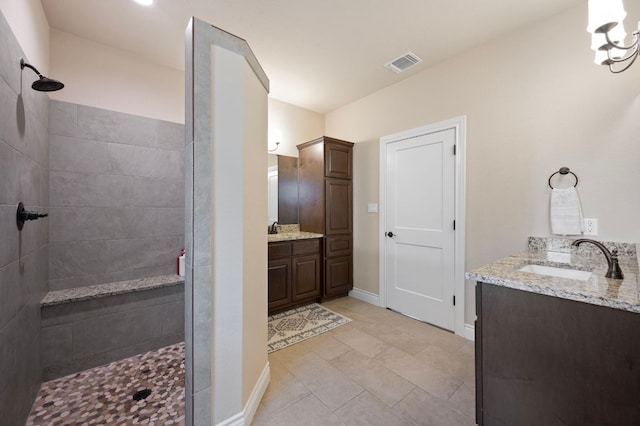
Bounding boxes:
[185,18,270,426]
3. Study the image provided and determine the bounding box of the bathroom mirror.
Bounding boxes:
[267,154,299,225]
[267,154,278,224]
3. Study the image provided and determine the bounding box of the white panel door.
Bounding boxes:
[384,128,456,330]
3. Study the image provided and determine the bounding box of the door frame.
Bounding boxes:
[378,116,467,337]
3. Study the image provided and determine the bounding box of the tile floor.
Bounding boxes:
[27,343,185,425]
[26,297,474,425]
[253,297,476,425]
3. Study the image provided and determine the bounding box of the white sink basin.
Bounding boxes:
[518,264,592,281]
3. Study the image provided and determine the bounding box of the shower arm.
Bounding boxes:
[20,58,44,78]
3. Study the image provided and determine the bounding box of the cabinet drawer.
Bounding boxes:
[268,242,292,260]
[325,236,351,258]
[292,239,320,256]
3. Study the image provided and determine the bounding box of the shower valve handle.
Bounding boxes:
[22,211,48,220]
[16,202,48,231]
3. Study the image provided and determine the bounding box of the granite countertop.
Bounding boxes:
[41,275,185,307]
[267,223,323,242]
[268,231,323,243]
[466,237,640,314]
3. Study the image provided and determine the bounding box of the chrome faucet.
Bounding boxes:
[571,239,624,279]
[269,221,278,234]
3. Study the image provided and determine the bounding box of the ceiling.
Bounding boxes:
[41,0,584,113]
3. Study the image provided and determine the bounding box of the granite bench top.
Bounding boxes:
[466,238,640,314]
[41,275,185,307]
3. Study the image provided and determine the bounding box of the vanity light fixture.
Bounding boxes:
[268,128,281,152]
[587,0,639,73]
[267,142,280,152]
[133,0,154,6]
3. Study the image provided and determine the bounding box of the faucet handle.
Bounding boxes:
[608,249,624,280]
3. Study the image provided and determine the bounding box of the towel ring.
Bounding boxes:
[548,167,578,189]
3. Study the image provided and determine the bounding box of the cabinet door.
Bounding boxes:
[292,254,321,302]
[475,283,483,425]
[298,141,325,235]
[268,259,291,311]
[479,283,640,425]
[324,256,352,297]
[324,142,352,179]
[325,178,352,235]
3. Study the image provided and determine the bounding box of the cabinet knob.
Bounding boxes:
[386,231,394,238]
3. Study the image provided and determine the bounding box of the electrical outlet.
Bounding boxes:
[584,218,598,236]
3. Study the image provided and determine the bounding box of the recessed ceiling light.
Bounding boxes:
[133,0,154,6]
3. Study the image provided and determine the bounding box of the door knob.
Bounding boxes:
[386,231,394,238]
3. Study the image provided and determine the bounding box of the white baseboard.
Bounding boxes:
[349,288,381,306]
[242,361,270,425]
[217,412,243,426]
[350,289,474,343]
[216,362,270,426]
[464,323,475,342]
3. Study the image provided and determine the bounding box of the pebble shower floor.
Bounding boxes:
[27,342,185,425]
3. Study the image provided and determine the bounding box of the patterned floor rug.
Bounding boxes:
[268,303,351,353]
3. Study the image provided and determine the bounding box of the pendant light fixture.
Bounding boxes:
[587,0,639,73]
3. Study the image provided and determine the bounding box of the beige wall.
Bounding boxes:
[48,29,320,145]
[352,141,380,297]
[268,98,325,157]
[49,29,184,123]
[326,4,640,324]
[242,55,269,409]
[0,0,49,72]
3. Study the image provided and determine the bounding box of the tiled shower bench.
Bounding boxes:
[40,275,185,380]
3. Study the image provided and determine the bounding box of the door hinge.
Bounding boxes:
[453,144,457,155]
[453,220,456,230]
[453,295,456,306]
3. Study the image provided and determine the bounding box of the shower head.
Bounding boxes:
[19,58,65,92]
[31,76,65,92]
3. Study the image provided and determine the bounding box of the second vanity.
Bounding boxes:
[267,137,354,314]
[467,237,640,425]
[267,225,323,314]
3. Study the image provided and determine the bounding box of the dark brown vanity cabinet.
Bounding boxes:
[475,282,640,425]
[268,239,321,314]
[297,137,353,300]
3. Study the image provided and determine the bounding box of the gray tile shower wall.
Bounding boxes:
[0,9,50,426]
[48,100,185,290]
[40,282,184,380]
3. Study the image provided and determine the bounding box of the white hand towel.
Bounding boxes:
[550,187,585,236]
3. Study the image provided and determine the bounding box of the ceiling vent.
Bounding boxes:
[384,52,423,73]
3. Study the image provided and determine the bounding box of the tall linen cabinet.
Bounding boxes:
[297,137,354,299]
